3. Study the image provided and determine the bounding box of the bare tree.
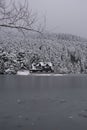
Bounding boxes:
[0,0,41,33]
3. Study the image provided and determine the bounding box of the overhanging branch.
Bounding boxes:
[0,24,41,33]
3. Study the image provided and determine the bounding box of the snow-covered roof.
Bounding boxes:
[39,62,44,66]
[45,62,52,66]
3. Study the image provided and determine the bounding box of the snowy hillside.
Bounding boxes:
[0,28,87,74]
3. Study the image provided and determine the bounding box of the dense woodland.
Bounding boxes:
[0,29,87,74]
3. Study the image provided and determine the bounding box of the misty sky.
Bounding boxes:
[18,0,87,38]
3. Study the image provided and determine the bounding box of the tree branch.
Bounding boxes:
[0,0,43,34]
[0,24,41,33]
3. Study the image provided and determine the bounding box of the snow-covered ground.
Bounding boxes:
[17,71,64,76]
[31,73,64,76]
[17,70,30,75]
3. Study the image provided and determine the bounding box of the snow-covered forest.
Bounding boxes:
[0,0,87,74]
[0,28,87,74]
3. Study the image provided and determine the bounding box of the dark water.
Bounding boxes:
[0,75,87,130]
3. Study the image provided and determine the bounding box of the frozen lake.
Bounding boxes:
[0,75,87,130]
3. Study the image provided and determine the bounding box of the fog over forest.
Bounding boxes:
[17,0,87,38]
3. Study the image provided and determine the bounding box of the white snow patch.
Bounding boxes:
[31,73,65,76]
[17,70,30,75]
